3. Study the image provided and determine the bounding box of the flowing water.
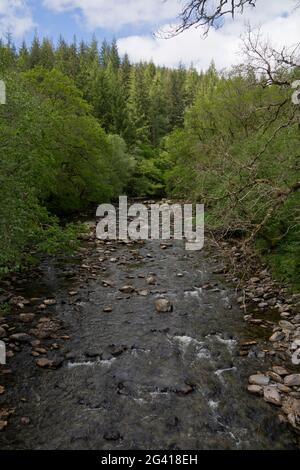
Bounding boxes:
[0,235,298,450]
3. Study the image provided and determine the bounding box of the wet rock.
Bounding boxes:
[103,306,113,313]
[44,299,57,306]
[19,313,35,323]
[147,276,156,285]
[155,298,173,313]
[36,358,62,370]
[102,280,115,288]
[284,374,300,387]
[263,386,282,406]
[138,289,149,297]
[31,351,40,357]
[0,327,6,339]
[248,385,263,396]
[35,348,47,354]
[119,285,134,294]
[10,333,31,343]
[249,374,270,386]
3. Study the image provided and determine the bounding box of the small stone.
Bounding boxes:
[176,384,195,396]
[35,348,47,354]
[68,291,78,297]
[284,374,300,387]
[263,386,282,406]
[0,385,5,395]
[269,331,285,342]
[19,313,35,323]
[272,366,289,376]
[44,299,56,306]
[277,384,292,393]
[36,358,56,369]
[292,349,300,365]
[20,417,30,425]
[267,371,283,384]
[249,374,270,386]
[10,333,31,343]
[0,420,8,431]
[279,320,294,330]
[138,290,149,297]
[102,280,115,288]
[119,286,134,294]
[291,339,300,351]
[147,276,156,285]
[247,385,263,396]
[155,298,173,313]
[250,277,260,284]
[103,306,113,313]
[31,351,40,357]
[0,327,6,339]
[258,302,268,309]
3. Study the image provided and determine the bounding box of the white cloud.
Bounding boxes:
[0,0,34,38]
[117,0,300,71]
[43,0,181,30]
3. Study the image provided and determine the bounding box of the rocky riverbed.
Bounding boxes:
[0,220,299,449]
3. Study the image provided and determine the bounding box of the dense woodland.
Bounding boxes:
[0,34,299,289]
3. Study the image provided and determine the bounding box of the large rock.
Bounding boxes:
[249,374,270,386]
[263,386,282,406]
[284,374,300,387]
[155,298,173,313]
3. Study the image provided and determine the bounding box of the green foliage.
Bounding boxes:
[164,70,300,289]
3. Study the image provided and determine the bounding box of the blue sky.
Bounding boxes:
[0,0,299,70]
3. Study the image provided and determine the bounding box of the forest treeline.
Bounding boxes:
[0,35,299,289]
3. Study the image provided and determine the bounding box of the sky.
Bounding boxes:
[0,0,300,71]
